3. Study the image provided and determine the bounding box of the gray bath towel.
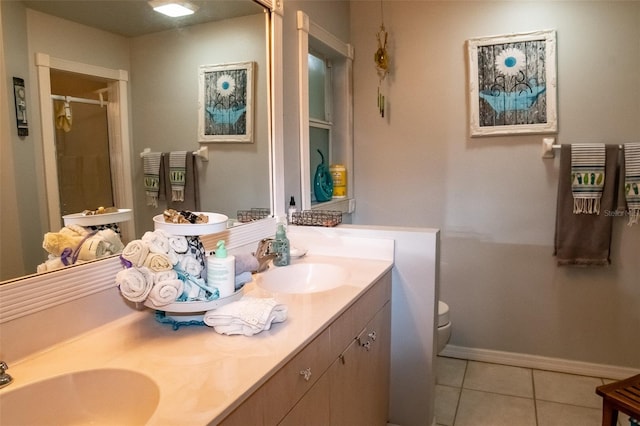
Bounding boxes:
[554,144,620,266]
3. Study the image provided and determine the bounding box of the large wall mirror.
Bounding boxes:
[0,0,282,283]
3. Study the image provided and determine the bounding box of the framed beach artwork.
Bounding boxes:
[467,30,557,137]
[198,62,254,143]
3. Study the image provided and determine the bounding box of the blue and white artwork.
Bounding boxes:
[477,40,547,127]
[199,62,254,143]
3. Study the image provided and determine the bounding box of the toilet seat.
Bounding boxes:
[438,301,450,327]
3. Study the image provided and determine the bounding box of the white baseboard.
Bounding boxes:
[440,344,640,380]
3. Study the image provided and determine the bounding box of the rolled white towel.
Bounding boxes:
[203,296,287,336]
[142,230,170,254]
[153,269,178,284]
[168,234,188,254]
[166,249,181,266]
[97,229,124,254]
[116,266,154,303]
[121,240,149,267]
[143,252,173,272]
[179,254,202,277]
[77,234,107,261]
[147,278,184,307]
[235,253,259,274]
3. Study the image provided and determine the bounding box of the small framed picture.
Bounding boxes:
[467,30,557,137]
[198,62,254,143]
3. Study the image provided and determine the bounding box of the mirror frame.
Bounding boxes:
[0,0,285,323]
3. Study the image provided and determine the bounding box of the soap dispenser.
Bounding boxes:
[207,240,235,298]
[273,223,290,267]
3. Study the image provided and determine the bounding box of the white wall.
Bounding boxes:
[349,1,640,369]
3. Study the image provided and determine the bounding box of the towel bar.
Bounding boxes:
[140,147,209,162]
[541,139,625,159]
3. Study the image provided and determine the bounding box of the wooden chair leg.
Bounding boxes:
[601,400,618,426]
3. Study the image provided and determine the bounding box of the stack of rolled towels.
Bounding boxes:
[38,224,124,273]
[117,229,260,308]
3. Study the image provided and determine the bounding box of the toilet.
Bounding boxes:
[437,301,451,354]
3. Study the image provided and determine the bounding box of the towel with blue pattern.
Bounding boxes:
[571,144,605,214]
[624,143,640,225]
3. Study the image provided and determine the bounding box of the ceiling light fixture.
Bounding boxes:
[149,0,198,17]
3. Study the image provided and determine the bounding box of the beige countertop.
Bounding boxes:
[1,253,393,425]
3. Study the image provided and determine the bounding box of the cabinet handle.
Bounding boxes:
[299,368,312,381]
[362,340,371,351]
[368,331,377,341]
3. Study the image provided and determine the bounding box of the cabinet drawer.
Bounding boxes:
[262,327,333,424]
[331,271,391,355]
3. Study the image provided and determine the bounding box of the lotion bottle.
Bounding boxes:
[207,240,235,298]
[273,223,290,267]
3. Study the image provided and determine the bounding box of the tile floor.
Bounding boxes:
[435,356,633,426]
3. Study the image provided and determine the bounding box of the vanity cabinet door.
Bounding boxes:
[329,302,391,426]
[277,373,331,426]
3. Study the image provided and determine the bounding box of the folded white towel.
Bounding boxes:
[147,278,184,307]
[143,252,173,272]
[142,230,170,254]
[116,266,154,303]
[121,240,149,267]
[203,296,287,336]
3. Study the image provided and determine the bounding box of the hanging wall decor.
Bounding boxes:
[198,61,254,143]
[467,30,557,137]
[374,0,389,118]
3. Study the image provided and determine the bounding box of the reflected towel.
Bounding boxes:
[147,278,184,307]
[122,240,149,267]
[117,266,154,303]
[143,151,162,207]
[54,100,72,132]
[235,271,253,291]
[169,151,187,202]
[554,144,620,266]
[142,230,170,254]
[624,143,640,225]
[235,253,259,274]
[77,234,107,261]
[203,296,287,336]
[143,252,173,272]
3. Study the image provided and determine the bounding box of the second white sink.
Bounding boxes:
[257,262,348,294]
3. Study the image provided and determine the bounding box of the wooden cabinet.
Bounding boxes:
[219,271,391,426]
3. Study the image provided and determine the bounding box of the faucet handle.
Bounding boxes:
[0,361,7,374]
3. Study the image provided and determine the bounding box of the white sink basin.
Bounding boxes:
[257,262,348,294]
[0,368,159,425]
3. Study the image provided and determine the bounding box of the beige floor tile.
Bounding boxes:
[455,389,536,426]
[437,356,466,387]
[537,399,602,426]
[533,370,604,409]
[463,361,534,398]
[435,384,460,426]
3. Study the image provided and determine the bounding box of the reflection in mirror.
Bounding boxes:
[0,0,272,283]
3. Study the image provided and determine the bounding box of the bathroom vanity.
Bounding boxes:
[0,236,394,425]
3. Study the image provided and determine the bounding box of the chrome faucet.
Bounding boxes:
[254,238,277,272]
[0,361,13,389]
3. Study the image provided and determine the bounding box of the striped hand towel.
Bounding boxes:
[571,144,606,214]
[169,151,187,202]
[143,151,162,207]
[624,143,640,225]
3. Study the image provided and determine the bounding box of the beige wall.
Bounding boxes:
[349,1,640,368]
